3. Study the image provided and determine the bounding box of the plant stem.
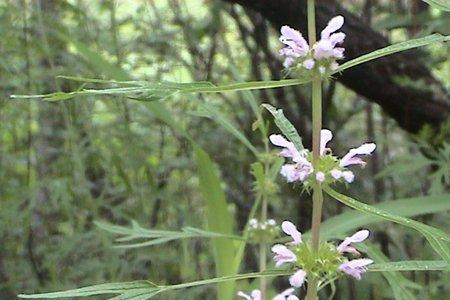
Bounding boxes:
[306,0,324,299]
[259,197,268,298]
[259,136,269,298]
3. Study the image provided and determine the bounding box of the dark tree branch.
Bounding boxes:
[222,0,450,134]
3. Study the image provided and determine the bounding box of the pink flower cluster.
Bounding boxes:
[279,16,345,72]
[272,221,373,291]
[270,129,376,185]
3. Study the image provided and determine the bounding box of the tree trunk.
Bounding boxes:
[222,0,450,134]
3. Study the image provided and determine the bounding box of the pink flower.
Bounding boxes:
[281,221,302,245]
[289,269,307,288]
[271,134,313,183]
[237,290,262,300]
[279,26,310,67]
[314,16,346,60]
[272,244,297,267]
[340,143,377,167]
[273,288,299,300]
[269,135,303,160]
[337,230,370,255]
[321,129,376,183]
[339,258,373,280]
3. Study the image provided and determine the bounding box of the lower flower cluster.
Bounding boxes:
[238,221,373,299]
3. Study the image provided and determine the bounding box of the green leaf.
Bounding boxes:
[370,260,450,272]
[366,245,420,300]
[11,78,310,102]
[318,194,450,239]
[18,282,156,299]
[193,146,240,300]
[422,0,450,11]
[195,101,258,155]
[335,34,450,73]
[19,270,290,299]
[262,104,304,150]
[323,187,450,263]
[95,221,244,249]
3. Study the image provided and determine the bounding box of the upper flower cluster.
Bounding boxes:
[279,16,345,73]
[270,129,376,185]
[272,221,373,293]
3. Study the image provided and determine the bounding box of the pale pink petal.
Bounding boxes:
[280,26,309,51]
[282,221,302,245]
[313,39,334,59]
[270,134,291,148]
[316,171,325,183]
[320,129,333,155]
[251,290,262,300]
[339,259,373,280]
[328,32,346,46]
[340,143,376,167]
[330,169,342,179]
[280,164,301,182]
[272,244,297,267]
[289,269,306,288]
[303,59,315,70]
[237,291,252,300]
[321,16,344,39]
[337,230,370,253]
[342,171,355,183]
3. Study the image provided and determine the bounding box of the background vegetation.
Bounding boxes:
[1,0,449,299]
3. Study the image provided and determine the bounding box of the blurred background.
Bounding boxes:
[0,0,449,299]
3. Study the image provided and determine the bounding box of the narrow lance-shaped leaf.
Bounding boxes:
[334,34,450,73]
[324,186,450,263]
[193,145,238,300]
[316,193,450,240]
[369,260,450,272]
[262,104,304,150]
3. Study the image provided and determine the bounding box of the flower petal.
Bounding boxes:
[330,169,342,179]
[337,230,370,253]
[251,290,262,300]
[303,59,315,70]
[282,221,302,244]
[339,259,373,280]
[316,171,325,183]
[237,291,252,300]
[321,16,344,39]
[320,129,333,155]
[340,143,376,167]
[342,171,355,183]
[289,269,306,288]
[272,244,297,267]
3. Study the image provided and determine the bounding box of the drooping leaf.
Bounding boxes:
[324,187,450,263]
[262,104,304,150]
[317,193,450,239]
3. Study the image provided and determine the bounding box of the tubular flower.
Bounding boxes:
[270,129,375,185]
[337,230,373,279]
[272,221,373,289]
[279,16,345,73]
[237,290,262,300]
[339,258,373,280]
[337,230,370,255]
[271,221,308,289]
